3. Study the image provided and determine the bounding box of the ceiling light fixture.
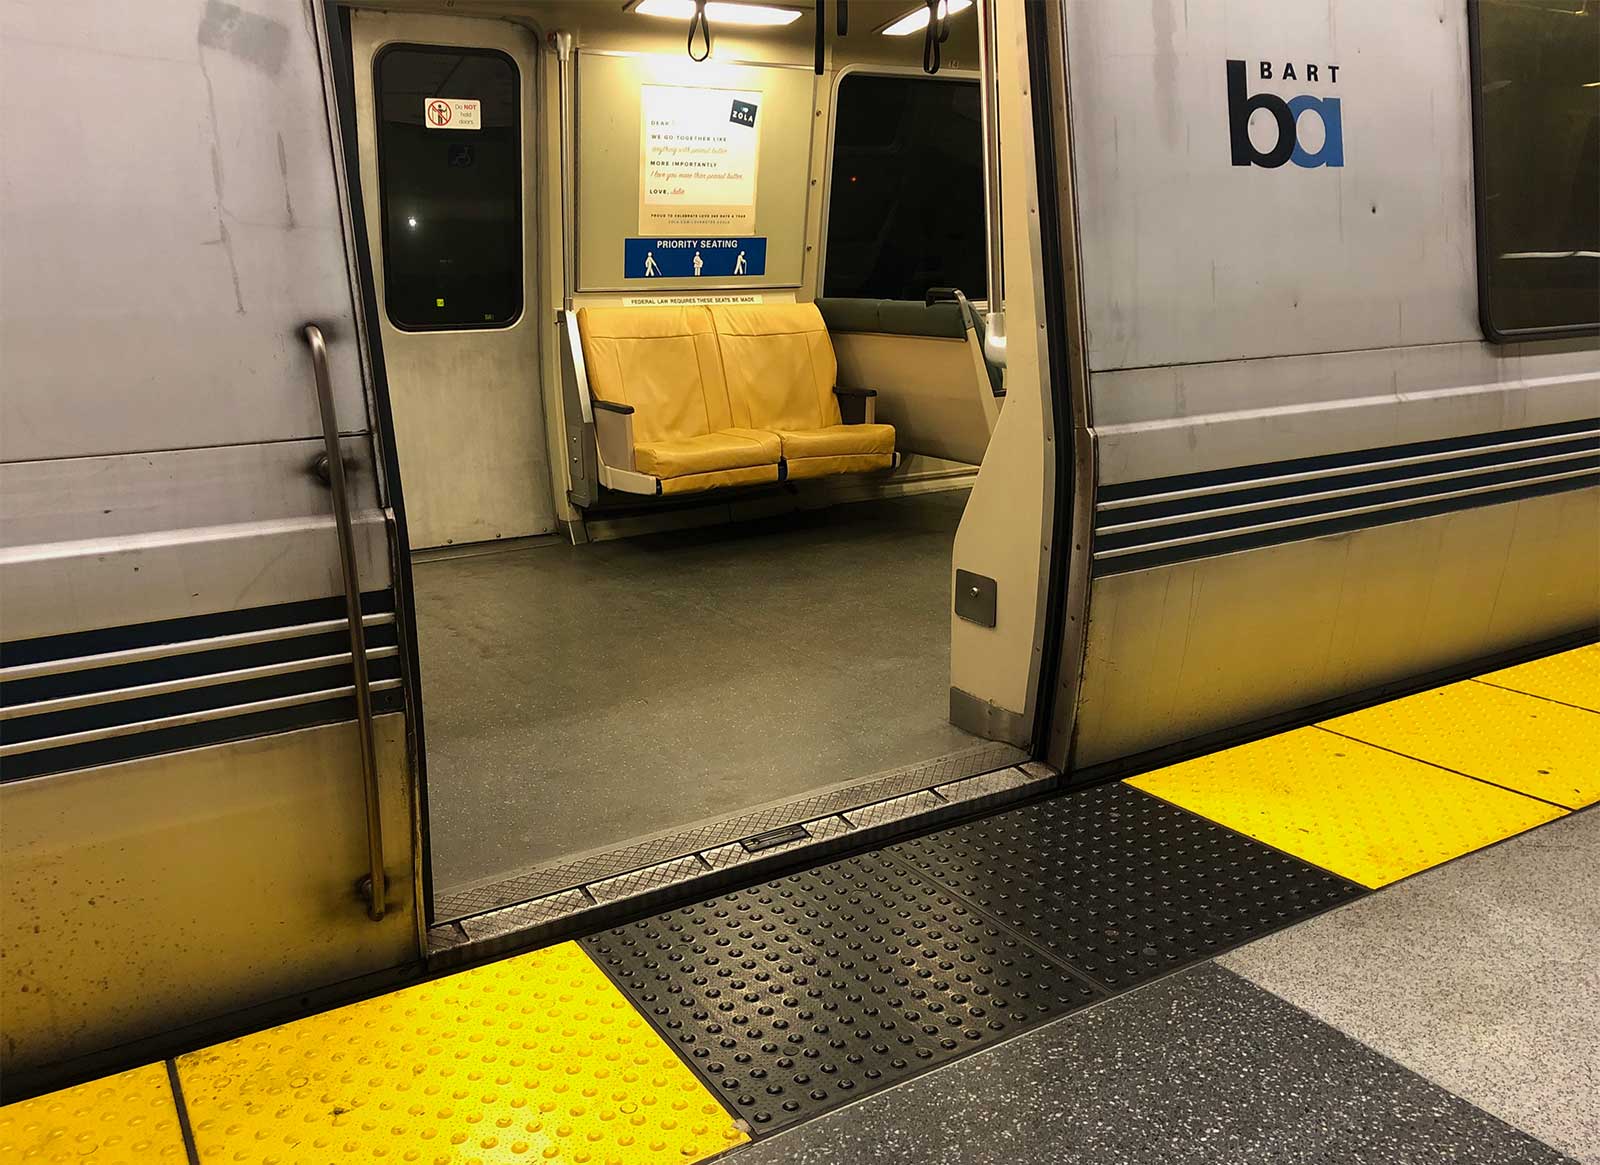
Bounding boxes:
[631,0,803,27]
[880,0,972,37]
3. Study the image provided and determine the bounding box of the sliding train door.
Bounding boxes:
[0,1,419,1081]
[347,10,555,549]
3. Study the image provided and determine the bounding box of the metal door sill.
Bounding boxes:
[426,757,1054,967]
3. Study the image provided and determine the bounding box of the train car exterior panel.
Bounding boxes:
[0,714,415,1073]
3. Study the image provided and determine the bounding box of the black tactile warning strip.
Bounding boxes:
[581,851,1103,1131]
[888,781,1367,992]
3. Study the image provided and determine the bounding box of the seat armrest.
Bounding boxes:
[833,385,877,424]
[592,403,637,471]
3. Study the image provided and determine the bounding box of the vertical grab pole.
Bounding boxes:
[551,30,576,312]
[304,323,387,922]
[977,0,1007,364]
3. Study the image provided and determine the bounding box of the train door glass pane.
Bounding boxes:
[823,74,985,302]
[1469,2,1600,338]
[375,45,521,329]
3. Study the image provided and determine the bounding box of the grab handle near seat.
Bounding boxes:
[303,323,387,923]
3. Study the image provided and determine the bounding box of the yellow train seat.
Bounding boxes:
[708,303,897,481]
[573,302,896,497]
[575,306,782,496]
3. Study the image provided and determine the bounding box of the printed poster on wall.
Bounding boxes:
[640,84,761,234]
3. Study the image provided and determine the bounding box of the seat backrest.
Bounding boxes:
[576,306,732,444]
[708,304,841,432]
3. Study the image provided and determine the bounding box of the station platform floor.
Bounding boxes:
[5,643,1596,1164]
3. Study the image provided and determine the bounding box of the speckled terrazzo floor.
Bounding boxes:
[1222,808,1600,1164]
[723,963,1576,1165]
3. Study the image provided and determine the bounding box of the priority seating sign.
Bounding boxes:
[624,237,767,279]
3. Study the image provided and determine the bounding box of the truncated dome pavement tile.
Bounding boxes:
[173,941,746,1164]
[582,851,1103,1131]
[889,780,1367,987]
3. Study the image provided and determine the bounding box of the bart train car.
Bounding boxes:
[1,0,1594,1089]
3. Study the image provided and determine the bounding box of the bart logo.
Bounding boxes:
[1227,59,1344,169]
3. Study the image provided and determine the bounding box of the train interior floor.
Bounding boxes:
[411,489,981,911]
[5,644,1597,1164]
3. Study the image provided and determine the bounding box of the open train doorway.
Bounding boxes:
[337,0,1046,934]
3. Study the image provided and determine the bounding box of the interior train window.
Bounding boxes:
[823,73,985,302]
[1468,1,1600,340]
[375,45,521,330]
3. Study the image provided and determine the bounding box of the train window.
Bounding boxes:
[375,45,522,330]
[823,73,986,302]
[1468,1,1600,340]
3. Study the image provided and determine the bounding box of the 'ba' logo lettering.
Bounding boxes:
[1226,59,1343,169]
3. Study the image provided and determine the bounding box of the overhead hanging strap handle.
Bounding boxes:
[814,0,826,74]
[837,0,848,36]
[922,0,944,74]
[687,0,711,61]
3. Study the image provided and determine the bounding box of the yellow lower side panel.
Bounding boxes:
[1127,726,1566,888]
[1322,679,1600,809]
[176,942,746,1165]
[0,1063,188,1164]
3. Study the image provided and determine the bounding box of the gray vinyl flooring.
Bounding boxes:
[412,490,978,900]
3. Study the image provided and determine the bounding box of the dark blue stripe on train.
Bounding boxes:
[0,589,401,783]
[1093,418,1600,576]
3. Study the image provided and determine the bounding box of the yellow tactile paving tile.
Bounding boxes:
[1127,726,1565,889]
[1322,679,1600,809]
[0,1062,188,1164]
[1475,643,1600,713]
[176,941,747,1165]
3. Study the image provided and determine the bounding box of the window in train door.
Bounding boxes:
[375,45,522,330]
[823,72,986,303]
[1468,1,1600,340]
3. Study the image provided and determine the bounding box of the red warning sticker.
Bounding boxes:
[423,97,481,131]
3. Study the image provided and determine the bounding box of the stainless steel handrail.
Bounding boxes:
[551,30,576,312]
[304,323,387,922]
[977,0,1006,365]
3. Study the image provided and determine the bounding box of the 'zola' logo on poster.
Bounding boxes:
[729,99,758,128]
[1226,60,1342,169]
[423,97,481,131]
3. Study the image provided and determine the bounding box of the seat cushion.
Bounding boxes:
[708,304,842,432]
[774,423,896,461]
[658,464,780,495]
[633,428,781,480]
[576,306,733,444]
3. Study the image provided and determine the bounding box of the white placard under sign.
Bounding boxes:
[640,85,760,234]
[622,294,766,306]
[423,97,481,131]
